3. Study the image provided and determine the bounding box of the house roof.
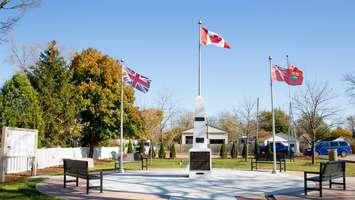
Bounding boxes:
[182,126,227,135]
[264,132,298,142]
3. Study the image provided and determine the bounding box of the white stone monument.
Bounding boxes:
[188,96,211,178]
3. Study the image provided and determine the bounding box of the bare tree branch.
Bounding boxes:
[345,73,355,103]
[0,0,41,42]
[293,81,340,164]
[5,39,41,70]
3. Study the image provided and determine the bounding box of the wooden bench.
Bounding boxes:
[114,153,149,170]
[251,153,287,172]
[63,159,103,194]
[304,160,346,197]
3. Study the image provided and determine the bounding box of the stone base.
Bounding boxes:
[188,148,211,178]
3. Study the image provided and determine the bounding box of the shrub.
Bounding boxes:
[127,140,133,153]
[242,143,248,160]
[231,142,238,159]
[254,140,259,156]
[149,143,156,158]
[139,140,145,154]
[170,143,176,159]
[158,143,166,159]
[220,143,227,159]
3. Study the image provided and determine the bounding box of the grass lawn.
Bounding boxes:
[95,158,355,177]
[0,178,60,200]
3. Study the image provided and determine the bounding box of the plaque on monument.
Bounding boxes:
[190,152,211,170]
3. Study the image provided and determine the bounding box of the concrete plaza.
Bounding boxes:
[35,168,355,199]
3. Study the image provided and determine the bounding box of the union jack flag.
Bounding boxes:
[122,67,151,93]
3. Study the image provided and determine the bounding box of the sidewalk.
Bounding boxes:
[36,171,355,200]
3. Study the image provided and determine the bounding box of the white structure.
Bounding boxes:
[188,96,211,177]
[264,132,300,153]
[182,126,228,145]
[1,127,38,182]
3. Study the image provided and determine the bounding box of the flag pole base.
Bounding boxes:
[272,169,277,174]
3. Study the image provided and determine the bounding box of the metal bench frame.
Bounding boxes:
[63,159,103,194]
[304,160,346,197]
[251,152,287,172]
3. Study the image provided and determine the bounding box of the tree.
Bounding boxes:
[217,112,241,143]
[254,140,259,156]
[231,142,238,159]
[71,48,144,157]
[0,0,41,42]
[158,142,165,159]
[169,143,176,159]
[141,108,163,143]
[347,116,355,138]
[330,128,352,139]
[6,40,41,70]
[28,41,81,147]
[127,140,133,153]
[155,90,179,143]
[259,109,289,134]
[139,140,145,154]
[237,99,256,161]
[293,82,339,164]
[220,143,227,159]
[148,143,156,158]
[242,143,248,160]
[0,73,45,146]
[345,73,355,103]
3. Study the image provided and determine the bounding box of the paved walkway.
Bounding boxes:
[36,169,355,200]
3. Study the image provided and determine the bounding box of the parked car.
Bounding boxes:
[303,140,352,157]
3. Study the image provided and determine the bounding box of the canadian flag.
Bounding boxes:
[200,27,231,49]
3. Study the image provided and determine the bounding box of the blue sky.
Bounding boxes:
[0,0,355,119]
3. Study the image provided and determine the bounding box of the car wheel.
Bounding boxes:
[340,151,347,158]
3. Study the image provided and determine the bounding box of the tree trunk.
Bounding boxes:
[311,129,316,165]
[88,134,97,158]
[244,137,248,162]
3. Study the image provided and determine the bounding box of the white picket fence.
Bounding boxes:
[3,146,120,173]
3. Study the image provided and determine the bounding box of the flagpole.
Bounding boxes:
[269,56,277,174]
[118,59,125,173]
[286,55,292,151]
[198,20,202,96]
[256,97,259,145]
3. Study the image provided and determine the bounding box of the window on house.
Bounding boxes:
[210,139,225,144]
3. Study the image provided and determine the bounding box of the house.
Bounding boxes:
[264,132,300,153]
[181,126,228,145]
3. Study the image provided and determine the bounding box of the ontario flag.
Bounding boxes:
[200,27,231,49]
[122,67,151,93]
[272,65,304,86]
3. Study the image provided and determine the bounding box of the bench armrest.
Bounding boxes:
[304,171,320,179]
[304,171,320,175]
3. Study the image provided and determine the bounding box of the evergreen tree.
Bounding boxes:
[254,140,259,156]
[220,143,227,159]
[0,73,45,146]
[158,142,165,159]
[127,140,133,153]
[242,143,248,160]
[27,41,81,147]
[148,143,156,158]
[170,143,176,159]
[139,140,145,154]
[231,142,238,159]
